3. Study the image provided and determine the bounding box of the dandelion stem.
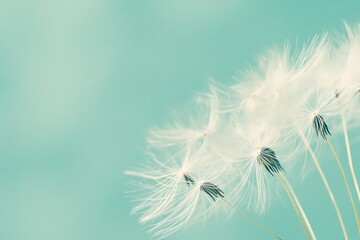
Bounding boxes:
[297,128,348,240]
[220,197,283,240]
[342,114,360,202]
[277,172,315,240]
[279,175,310,239]
[326,137,360,231]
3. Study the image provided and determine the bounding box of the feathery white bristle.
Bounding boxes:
[126,23,360,239]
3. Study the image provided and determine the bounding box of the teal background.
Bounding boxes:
[1,1,360,239]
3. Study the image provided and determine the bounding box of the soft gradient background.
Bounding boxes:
[1,1,360,239]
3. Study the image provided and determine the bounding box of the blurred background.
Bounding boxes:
[0,0,360,239]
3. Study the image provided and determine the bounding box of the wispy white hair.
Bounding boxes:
[127,22,360,239]
[126,146,227,239]
[148,87,221,150]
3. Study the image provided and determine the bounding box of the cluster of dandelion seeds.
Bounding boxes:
[127,23,360,239]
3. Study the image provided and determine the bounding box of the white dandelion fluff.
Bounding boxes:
[290,57,360,234]
[126,22,360,239]
[223,122,286,213]
[334,22,360,203]
[220,119,315,239]
[126,146,222,238]
[127,145,281,239]
[147,87,221,150]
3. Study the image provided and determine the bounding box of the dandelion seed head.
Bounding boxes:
[291,81,343,142]
[256,147,284,176]
[200,182,225,202]
[312,113,331,139]
[127,23,360,239]
[184,172,195,186]
[221,122,291,214]
[127,146,227,239]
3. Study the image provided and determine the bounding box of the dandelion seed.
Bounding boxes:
[254,144,314,239]
[312,113,331,139]
[223,123,289,213]
[126,146,229,239]
[336,22,360,218]
[335,90,340,99]
[184,177,225,205]
[183,173,282,239]
[221,120,315,239]
[255,146,315,239]
[292,82,350,238]
[256,147,284,176]
[200,181,225,201]
[184,173,224,201]
[184,173,195,186]
[296,62,360,230]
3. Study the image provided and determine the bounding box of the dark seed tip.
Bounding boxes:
[257,147,284,175]
[200,182,225,202]
[184,173,195,187]
[312,114,331,140]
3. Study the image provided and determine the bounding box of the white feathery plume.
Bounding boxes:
[126,145,282,239]
[223,122,286,213]
[339,22,360,108]
[220,119,315,239]
[211,36,330,239]
[290,45,360,231]
[126,146,224,239]
[147,87,221,150]
[292,80,344,141]
[288,60,358,238]
[127,23,360,239]
[215,35,329,127]
[333,23,360,204]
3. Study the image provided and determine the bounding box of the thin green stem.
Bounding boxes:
[326,137,360,231]
[342,115,360,202]
[297,128,348,240]
[279,176,310,239]
[277,172,315,240]
[220,198,283,240]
